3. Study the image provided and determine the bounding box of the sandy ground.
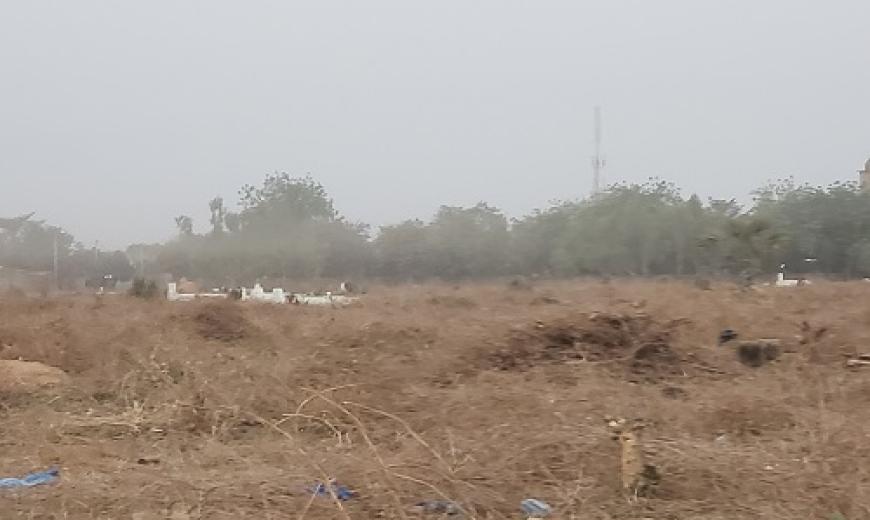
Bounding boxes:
[0,280,867,519]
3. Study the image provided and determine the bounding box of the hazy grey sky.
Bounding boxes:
[1,1,868,248]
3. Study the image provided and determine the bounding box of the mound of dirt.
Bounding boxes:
[192,303,251,342]
[0,360,68,394]
[486,312,686,381]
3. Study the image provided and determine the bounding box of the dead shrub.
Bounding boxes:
[484,312,687,381]
[129,278,160,299]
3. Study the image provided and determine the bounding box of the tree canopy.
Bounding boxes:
[8,173,870,287]
[147,174,870,283]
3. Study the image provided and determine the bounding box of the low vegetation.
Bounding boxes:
[0,280,866,518]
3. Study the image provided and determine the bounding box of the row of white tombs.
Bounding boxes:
[166,282,359,306]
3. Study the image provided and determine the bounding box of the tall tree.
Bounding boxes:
[208,197,226,235]
[175,215,194,237]
[239,173,337,231]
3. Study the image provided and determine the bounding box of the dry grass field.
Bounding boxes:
[0,280,868,519]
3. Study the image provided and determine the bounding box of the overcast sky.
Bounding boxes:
[1,1,868,248]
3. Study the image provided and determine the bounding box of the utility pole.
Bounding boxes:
[591,106,606,195]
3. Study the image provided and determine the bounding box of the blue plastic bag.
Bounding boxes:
[0,467,60,489]
[308,480,355,501]
[520,498,552,518]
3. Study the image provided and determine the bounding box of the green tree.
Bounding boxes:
[159,173,369,283]
[208,197,226,235]
[752,179,870,275]
[224,212,241,233]
[427,203,510,279]
[550,180,688,276]
[175,215,194,236]
[239,173,337,230]
[509,203,574,276]
[374,220,431,280]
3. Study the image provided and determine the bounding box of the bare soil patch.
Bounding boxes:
[0,360,68,394]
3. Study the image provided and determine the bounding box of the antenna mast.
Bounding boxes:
[591,106,605,195]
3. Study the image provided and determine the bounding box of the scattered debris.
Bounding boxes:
[0,467,59,489]
[412,500,461,515]
[718,329,739,345]
[308,479,355,501]
[736,339,782,367]
[520,498,552,518]
[846,354,870,368]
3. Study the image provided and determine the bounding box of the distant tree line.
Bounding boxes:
[5,172,870,286]
[0,216,133,288]
[145,173,870,283]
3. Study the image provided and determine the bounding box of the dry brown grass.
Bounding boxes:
[0,280,868,518]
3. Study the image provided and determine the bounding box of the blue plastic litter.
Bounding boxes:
[0,467,60,489]
[520,498,552,518]
[308,480,355,501]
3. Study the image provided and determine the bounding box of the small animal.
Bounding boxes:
[606,418,660,500]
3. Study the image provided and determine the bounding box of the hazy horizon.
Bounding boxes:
[2,1,868,249]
